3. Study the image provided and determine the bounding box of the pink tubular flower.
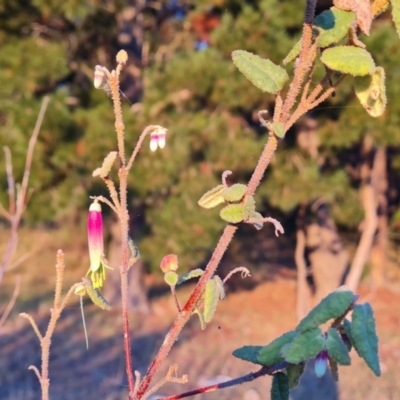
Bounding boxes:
[87,201,110,288]
[314,350,328,378]
[150,126,167,152]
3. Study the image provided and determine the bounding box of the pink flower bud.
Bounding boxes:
[149,126,167,152]
[87,201,110,288]
[160,254,178,273]
[314,350,328,378]
[94,65,105,89]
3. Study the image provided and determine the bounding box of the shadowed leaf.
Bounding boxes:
[271,372,289,400]
[233,345,264,364]
[257,331,298,366]
[351,303,381,376]
[282,328,325,364]
[326,328,351,365]
[296,286,354,332]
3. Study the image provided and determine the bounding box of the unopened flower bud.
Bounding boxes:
[314,350,328,378]
[160,254,178,273]
[116,50,128,64]
[94,65,106,89]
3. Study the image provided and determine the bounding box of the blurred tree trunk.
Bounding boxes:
[117,0,145,103]
[104,215,151,313]
[305,200,349,303]
[370,146,388,288]
[295,204,311,321]
[345,136,378,291]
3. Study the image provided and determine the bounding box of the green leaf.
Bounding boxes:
[204,279,220,323]
[354,67,387,117]
[283,39,302,65]
[194,308,206,330]
[282,328,326,364]
[222,184,247,202]
[164,271,178,286]
[271,372,289,400]
[220,203,245,224]
[232,50,289,94]
[320,46,375,76]
[351,303,381,376]
[177,268,204,285]
[296,286,354,332]
[243,196,256,220]
[273,123,285,138]
[213,275,226,300]
[391,1,400,37]
[314,8,356,47]
[257,331,298,366]
[326,328,351,365]
[198,185,225,209]
[286,363,305,389]
[232,345,263,364]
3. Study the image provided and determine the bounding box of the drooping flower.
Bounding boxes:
[150,126,168,152]
[87,201,111,288]
[94,65,106,89]
[314,350,328,378]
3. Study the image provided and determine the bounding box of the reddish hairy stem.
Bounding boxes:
[158,363,288,400]
[246,135,278,197]
[280,0,318,124]
[138,125,283,397]
[119,167,135,398]
[135,3,321,397]
[137,224,237,397]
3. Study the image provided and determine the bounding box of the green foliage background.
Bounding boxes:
[1,0,400,272]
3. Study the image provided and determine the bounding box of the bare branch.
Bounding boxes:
[20,313,43,342]
[28,365,42,381]
[3,146,15,215]
[223,267,251,284]
[18,96,50,213]
[0,275,21,331]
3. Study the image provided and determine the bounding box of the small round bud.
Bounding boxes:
[160,254,178,273]
[116,50,128,64]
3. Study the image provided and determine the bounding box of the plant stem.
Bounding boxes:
[136,224,237,398]
[107,60,136,397]
[119,167,136,399]
[137,127,282,397]
[157,363,288,400]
